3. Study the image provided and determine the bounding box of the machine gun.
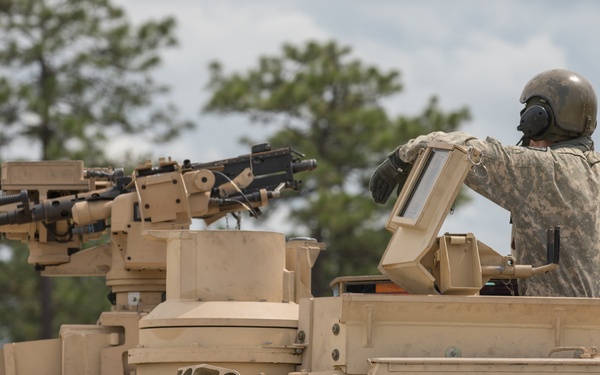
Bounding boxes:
[184,142,317,195]
[182,143,317,220]
[0,142,316,300]
[0,143,316,233]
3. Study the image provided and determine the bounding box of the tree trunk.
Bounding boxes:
[39,276,54,339]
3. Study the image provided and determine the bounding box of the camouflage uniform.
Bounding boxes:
[397,131,600,297]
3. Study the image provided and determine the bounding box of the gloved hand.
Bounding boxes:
[369,148,412,204]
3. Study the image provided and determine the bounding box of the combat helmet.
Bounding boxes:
[518,69,597,141]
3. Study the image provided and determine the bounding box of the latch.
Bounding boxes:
[548,346,598,359]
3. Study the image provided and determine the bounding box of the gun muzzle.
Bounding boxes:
[0,190,29,207]
[292,159,317,173]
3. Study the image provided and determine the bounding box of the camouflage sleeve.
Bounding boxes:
[396,131,479,164]
[461,137,552,213]
[396,131,545,212]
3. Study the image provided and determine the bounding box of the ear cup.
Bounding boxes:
[517,104,552,139]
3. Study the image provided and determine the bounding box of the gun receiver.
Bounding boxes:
[183,143,317,199]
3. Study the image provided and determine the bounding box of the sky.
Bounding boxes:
[19,0,600,257]
[107,0,600,256]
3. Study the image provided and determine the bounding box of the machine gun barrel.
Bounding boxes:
[184,144,317,198]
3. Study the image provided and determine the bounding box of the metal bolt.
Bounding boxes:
[331,349,339,361]
[332,323,340,335]
[296,330,305,343]
[445,346,461,358]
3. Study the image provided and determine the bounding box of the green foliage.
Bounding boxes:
[0,0,194,164]
[0,244,39,342]
[0,0,194,342]
[0,244,110,343]
[205,40,471,295]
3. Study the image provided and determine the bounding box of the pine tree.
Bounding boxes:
[0,0,194,340]
[204,40,471,295]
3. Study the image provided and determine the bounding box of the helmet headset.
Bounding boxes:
[517,69,597,145]
[518,99,553,140]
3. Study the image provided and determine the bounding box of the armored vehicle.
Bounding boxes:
[1,142,599,375]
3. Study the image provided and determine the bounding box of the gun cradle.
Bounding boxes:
[0,143,315,280]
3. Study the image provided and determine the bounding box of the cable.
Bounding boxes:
[42,221,74,243]
[211,170,260,218]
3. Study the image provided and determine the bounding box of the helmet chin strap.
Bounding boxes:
[516,135,530,147]
[517,133,594,151]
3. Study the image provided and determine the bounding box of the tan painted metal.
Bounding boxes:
[1,144,599,375]
[297,294,600,374]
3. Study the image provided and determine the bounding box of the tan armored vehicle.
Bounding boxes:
[0,142,598,375]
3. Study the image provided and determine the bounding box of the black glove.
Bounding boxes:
[369,149,411,204]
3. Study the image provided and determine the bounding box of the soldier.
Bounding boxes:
[370,69,600,297]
